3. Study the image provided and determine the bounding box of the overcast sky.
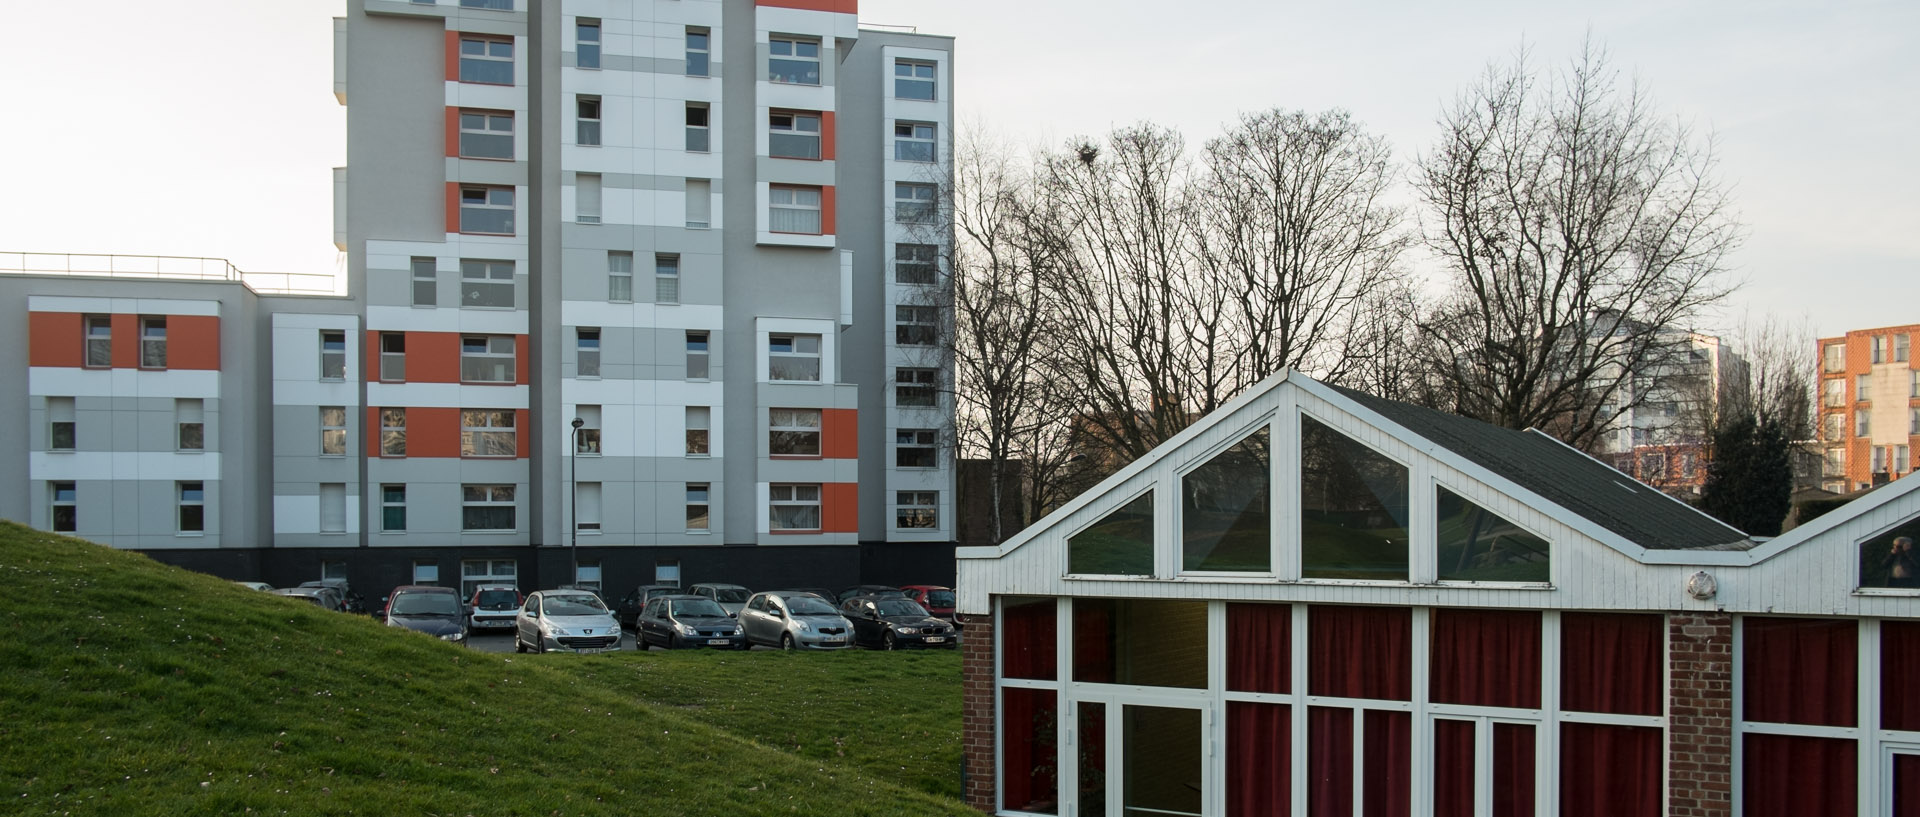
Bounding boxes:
[3,0,1912,338]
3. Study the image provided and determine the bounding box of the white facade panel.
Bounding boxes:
[30,452,223,482]
[29,368,221,400]
[29,296,223,317]
[365,383,530,409]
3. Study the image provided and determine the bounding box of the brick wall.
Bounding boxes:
[1668,612,1733,817]
[961,614,996,812]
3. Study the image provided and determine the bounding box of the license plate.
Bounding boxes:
[924,636,946,643]
[576,647,603,654]
[821,637,844,644]
[707,639,730,646]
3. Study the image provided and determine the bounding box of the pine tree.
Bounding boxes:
[1698,413,1793,536]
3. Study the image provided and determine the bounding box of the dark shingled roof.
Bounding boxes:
[1326,384,1754,552]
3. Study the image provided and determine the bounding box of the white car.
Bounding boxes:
[515,590,622,654]
[739,591,854,650]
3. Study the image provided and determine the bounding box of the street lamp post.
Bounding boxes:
[570,417,584,587]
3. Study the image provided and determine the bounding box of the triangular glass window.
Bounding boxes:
[1182,427,1271,572]
[1300,415,1410,580]
[1859,515,1920,590]
[1436,487,1551,583]
[1068,491,1154,575]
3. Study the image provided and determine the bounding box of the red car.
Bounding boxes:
[898,585,957,623]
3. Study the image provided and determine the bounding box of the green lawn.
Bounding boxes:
[0,522,969,816]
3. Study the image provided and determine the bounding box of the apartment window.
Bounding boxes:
[575,405,601,454]
[576,328,600,378]
[769,334,821,381]
[140,317,167,368]
[176,399,204,451]
[461,484,516,531]
[1823,342,1844,373]
[1873,336,1889,364]
[461,0,512,9]
[768,35,820,85]
[460,335,516,383]
[686,484,710,531]
[653,254,681,303]
[769,484,821,531]
[461,260,514,308]
[897,491,938,529]
[1914,371,1920,399]
[894,59,935,99]
[896,305,939,346]
[686,331,710,379]
[896,429,937,468]
[47,397,74,451]
[320,407,348,456]
[1857,409,1872,437]
[894,182,936,224]
[576,96,601,146]
[686,406,710,455]
[1822,413,1844,442]
[576,173,602,224]
[379,333,406,381]
[608,251,633,302]
[574,561,602,591]
[1824,448,1846,477]
[414,561,440,586]
[460,559,518,597]
[895,244,937,284]
[686,179,712,228]
[51,482,77,533]
[576,19,600,69]
[1874,446,1891,474]
[411,258,436,306]
[685,104,710,152]
[179,481,205,533]
[1899,445,1913,474]
[380,408,407,457]
[317,330,347,379]
[458,110,513,159]
[1899,333,1912,363]
[459,186,515,234]
[896,367,938,407]
[894,121,935,162]
[769,111,822,159]
[83,315,111,367]
[1823,378,1845,408]
[1858,374,1872,401]
[458,36,513,85]
[1913,407,1920,435]
[769,185,822,234]
[770,408,822,457]
[685,27,709,76]
[576,483,602,532]
[319,484,347,533]
[460,410,516,458]
[321,560,349,582]
[380,485,407,532]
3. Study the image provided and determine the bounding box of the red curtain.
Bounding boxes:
[1001,687,1059,813]
[1433,720,1474,817]
[1561,612,1662,716]
[1309,605,1411,700]
[1492,723,1535,817]
[1229,603,1291,693]
[1228,702,1289,817]
[1742,733,1856,817]
[1743,617,1857,726]
[1073,598,1115,683]
[1002,597,1058,680]
[1559,723,1658,817]
[1431,609,1541,708]
[1885,621,1920,731]
[1078,701,1106,814]
[1308,707,1352,817]
[1897,754,1920,817]
[1362,711,1410,817]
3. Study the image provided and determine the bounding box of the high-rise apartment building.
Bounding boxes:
[1816,324,1919,493]
[1595,331,1749,497]
[1,0,957,597]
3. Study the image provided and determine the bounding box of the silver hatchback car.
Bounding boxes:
[739,591,853,650]
[515,590,622,653]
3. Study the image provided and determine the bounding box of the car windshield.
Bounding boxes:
[876,599,930,617]
[710,587,750,603]
[787,596,838,616]
[544,595,607,616]
[926,590,955,608]
[670,599,728,617]
[474,589,518,610]
[392,593,458,616]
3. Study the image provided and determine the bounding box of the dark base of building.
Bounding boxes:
[140,542,958,600]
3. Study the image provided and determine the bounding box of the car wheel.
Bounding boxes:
[884,632,898,651]
[515,634,527,654]
[668,633,681,650]
[781,633,796,651]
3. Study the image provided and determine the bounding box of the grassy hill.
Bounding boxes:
[0,523,970,816]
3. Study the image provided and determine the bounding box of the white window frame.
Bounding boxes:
[576,482,602,533]
[685,27,709,76]
[769,185,823,235]
[685,103,710,152]
[320,406,348,457]
[769,483,822,531]
[894,58,935,99]
[769,333,822,382]
[83,315,111,367]
[413,560,440,585]
[380,408,406,457]
[575,405,601,455]
[458,36,513,85]
[178,481,205,534]
[769,110,822,160]
[768,35,821,85]
[896,490,938,529]
[894,182,936,224]
[576,95,601,146]
[686,406,711,456]
[379,332,405,382]
[576,328,600,378]
[607,251,633,302]
[894,121,935,163]
[460,559,518,597]
[460,335,516,383]
[576,18,600,69]
[686,331,710,380]
[460,409,517,458]
[460,259,515,309]
[176,398,204,451]
[896,366,938,407]
[319,483,347,533]
[139,316,166,369]
[461,484,516,532]
[380,484,407,532]
[459,185,515,235]
[895,305,939,346]
[458,109,514,160]
[770,408,823,458]
[686,178,712,228]
[51,481,76,532]
[576,173,602,224]
[895,243,937,285]
[686,484,710,532]
[411,257,436,307]
[1858,409,1872,437]
[896,428,937,469]
[655,253,680,304]
[47,396,74,452]
[319,330,346,380]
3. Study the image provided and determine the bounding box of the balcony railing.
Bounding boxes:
[0,252,339,295]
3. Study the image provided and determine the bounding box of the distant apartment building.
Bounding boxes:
[1816,324,1919,492]
[1597,331,1749,497]
[2,0,957,597]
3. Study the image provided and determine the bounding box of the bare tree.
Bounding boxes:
[1413,40,1744,451]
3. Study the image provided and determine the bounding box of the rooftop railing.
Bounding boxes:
[0,252,340,296]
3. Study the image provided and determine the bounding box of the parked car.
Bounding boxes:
[515,590,622,654]
[382,585,468,644]
[301,579,367,615]
[898,585,957,621]
[616,584,682,628]
[690,583,753,618]
[739,590,853,650]
[636,595,747,650]
[840,595,957,650]
[788,587,838,603]
[271,587,342,611]
[835,584,906,603]
[234,581,274,592]
[466,584,523,633]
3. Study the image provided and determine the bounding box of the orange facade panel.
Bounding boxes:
[444,183,459,235]
[110,313,139,369]
[821,111,837,161]
[443,30,459,82]
[170,315,221,370]
[823,482,859,533]
[408,407,462,459]
[409,332,462,384]
[444,107,460,158]
[821,185,837,236]
[755,0,857,13]
[27,312,83,368]
[515,409,531,458]
[822,408,858,459]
